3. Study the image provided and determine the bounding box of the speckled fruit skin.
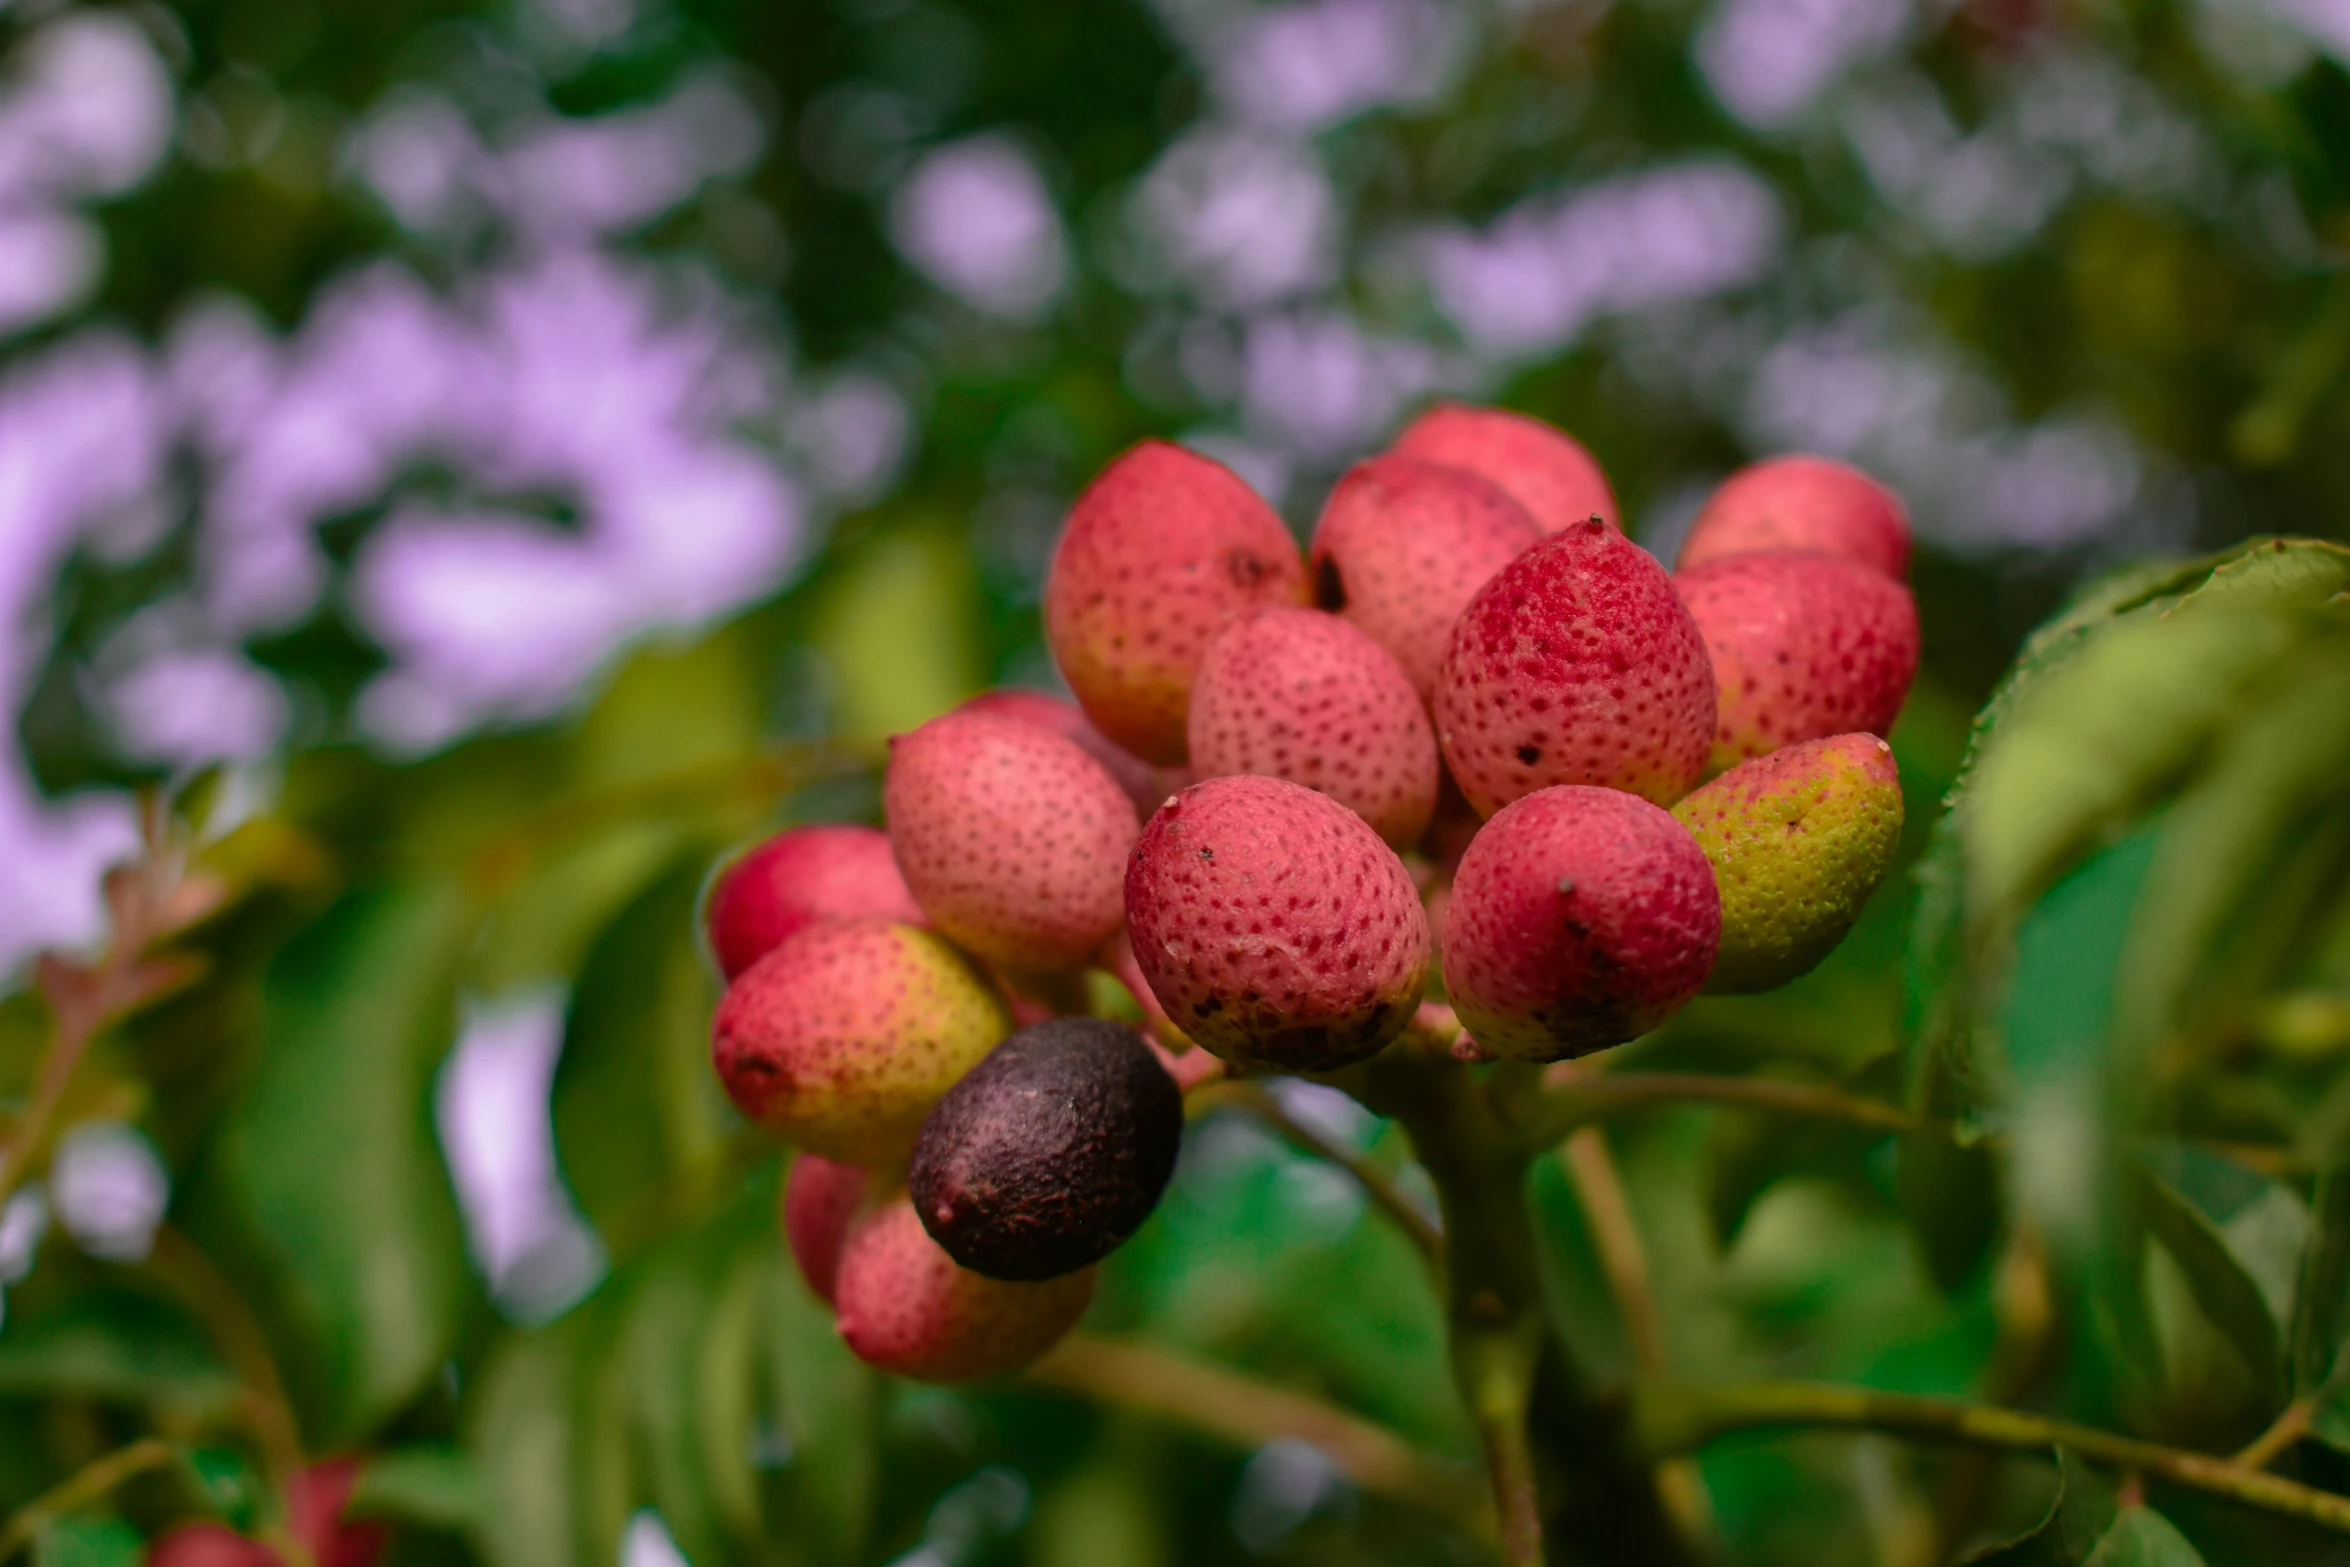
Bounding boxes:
[1677,456,1911,579]
[1443,787,1721,1061]
[1187,608,1439,848]
[704,825,924,981]
[1309,455,1542,700]
[911,1018,1182,1281]
[1391,403,1619,534]
[712,919,1011,1167]
[1671,734,1903,993]
[1043,440,1309,765]
[833,1193,1095,1383]
[1124,775,1431,1070]
[1675,551,1919,774]
[782,1153,871,1304]
[887,710,1140,973]
[1434,520,1717,818]
[957,687,1162,817]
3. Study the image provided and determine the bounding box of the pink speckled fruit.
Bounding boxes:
[1309,455,1542,700]
[833,1193,1095,1383]
[1391,403,1619,534]
[956,687,1162,816]
[1187,608,1438,848]
[704,825,925,981]
[887,710,1140,973]
[711,919,1011,1167]
[782,1153,871,1305]
[1044,441,1309,765]
[1443,787,1720,1061]
[1434,520,1716,818]
[1124,775,1431,1070]
[1677,456,1911,579]
[1675,551,1919,773]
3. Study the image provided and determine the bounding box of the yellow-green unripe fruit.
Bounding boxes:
[713,919,1013,1167]
[1670,733,1903,994]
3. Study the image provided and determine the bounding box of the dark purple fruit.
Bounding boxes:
[909,1017,1183,1281]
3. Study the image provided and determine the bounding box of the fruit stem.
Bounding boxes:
[1349,1048,1549,1562]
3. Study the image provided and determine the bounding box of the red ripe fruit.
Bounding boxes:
[1043,441,1309,765]
[1675,552,1920,773]
[1434,520,1716,818]
[1677,455,1911,580]
[887,710,1140,973]
[1124,775,1431,1070]
[1391,403,1619,534]
[712,919,1011,1166]
[148,1529,277,1567]
[1309,455,1541,701]
[832,1193,1095,1383]
[1187,608,1438,849]
[782,1153,871,1304]
[954,687,1162,817]
[704,825,924,981]
[1442,786,1720,1061]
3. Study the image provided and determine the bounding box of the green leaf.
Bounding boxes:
[765,1237,878,1566]
[466,1323,578,1567]
[2137,1171,2287,1404]
[811,524,985,745]
[2290,1164,2350,1396]
[348,1445,484,1532]
[1962,1451,2116,1564]
[199,882,480,1443]
[2081,1506,2209,1566]
[33,1517,141,1567]
[0,1291,233,1415]
[550,860,733,1236]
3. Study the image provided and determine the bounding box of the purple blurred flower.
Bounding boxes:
[1211,0,1464,133]
[888,136,1069,320]
[1695,0,1909,128]
[1423,161,1782,358]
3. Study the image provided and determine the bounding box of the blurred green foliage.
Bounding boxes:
[8,0,2350,1560]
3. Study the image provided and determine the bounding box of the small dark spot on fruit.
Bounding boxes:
[1517,745,1541,765]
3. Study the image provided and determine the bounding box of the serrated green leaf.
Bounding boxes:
[2081,1506,2209,1566]
[551,860,732,1235]
[2137,1171,2287,1404]
[200,882,480,1443]
[348,1445,483,1532]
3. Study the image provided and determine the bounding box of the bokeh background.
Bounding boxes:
[4,0,2350,1561]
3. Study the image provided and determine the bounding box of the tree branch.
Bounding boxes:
[1024,1334,1490,1528]
[1529,1071,1918,1150]
[1559,1127,1716,1551]
[0,1438,176,1562]
[1633,1380,2350,1534]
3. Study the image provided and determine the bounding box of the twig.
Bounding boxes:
[1560,1126,1717,1549]
[1531,1072,1918,1150]
[144,1225,307,1553]
[1633,1380,2350,1534]
[1024,1334,1490,1527]
[2235,1401,2314,1472]
[1193,1080,1444,1266]
[0,1438,176,1561]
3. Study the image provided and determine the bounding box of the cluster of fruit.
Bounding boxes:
[703,405,1917,1385]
